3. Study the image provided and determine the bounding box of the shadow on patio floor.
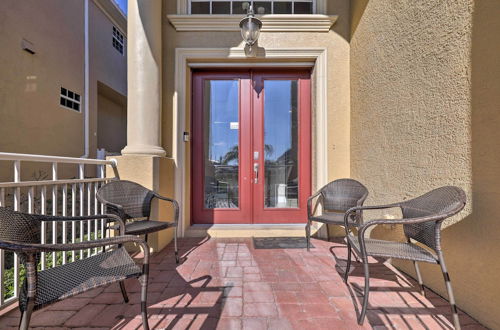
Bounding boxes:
[0,237,486,329]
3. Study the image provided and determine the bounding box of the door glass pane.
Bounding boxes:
[204,80,240,209]
[264,80,299,208]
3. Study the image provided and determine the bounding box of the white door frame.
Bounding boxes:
[173,47,328,236]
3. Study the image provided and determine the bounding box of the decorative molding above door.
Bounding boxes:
[167,14,338,32]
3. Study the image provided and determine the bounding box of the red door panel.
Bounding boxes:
[251,72,311,223]
[191,70,311,224]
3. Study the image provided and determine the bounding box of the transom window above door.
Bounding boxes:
[190,0,315,15]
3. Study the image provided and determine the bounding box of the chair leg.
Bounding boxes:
[306,220,311,251]
[438,257,460,330]
[19,301,34,330]
[413,261,425,296]
[140,270,150,330]
[18,311,24,329]
[20,257,36,330]
[343,242,352,283]
[174,227,179,264]
[358,260,370,325]
[119,281,129,303]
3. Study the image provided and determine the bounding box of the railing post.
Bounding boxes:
[41,186,47,270]
[71,183,77,262]
[13,161,20,299]
[79,164,85,259]
[51,162,58,266]
[99,165,105,251]
[62,184,68,264]
[87,182,92,256]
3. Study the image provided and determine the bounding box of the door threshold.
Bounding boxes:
[186,223,306,238]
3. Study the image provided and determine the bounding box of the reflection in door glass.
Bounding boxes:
[203,80,239,209]
[264,80,299,208]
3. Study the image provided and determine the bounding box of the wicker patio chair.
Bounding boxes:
[306,178,368,250]
[343,186,466,329]
[97,180,179,263]
[0,207,150,330]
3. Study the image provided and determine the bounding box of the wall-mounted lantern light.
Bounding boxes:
[239,3,262,57]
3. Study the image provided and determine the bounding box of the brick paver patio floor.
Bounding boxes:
[0,237,485,329]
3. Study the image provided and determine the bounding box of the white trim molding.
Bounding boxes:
[167,14,337,32]
[173,47,328,237]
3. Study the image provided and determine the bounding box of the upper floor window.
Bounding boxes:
[60,87,81,112]
[190,0,314,15]
[112,26,124,55]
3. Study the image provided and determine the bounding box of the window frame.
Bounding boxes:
[60,87,81,113]
[188,0,317,15]
[112,26,124,55]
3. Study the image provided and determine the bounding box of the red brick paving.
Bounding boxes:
[0,237,486,329]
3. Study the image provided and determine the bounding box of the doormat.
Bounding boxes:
[253,237,314,249]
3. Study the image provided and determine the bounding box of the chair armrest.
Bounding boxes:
[343,203,401,235]
[95,194,126,217]
[307,191,322,218]
[153,193,179,224]
[0,235,146,256]
[351,214,445,258]
[33,213,125,235]
[358,214,445,237]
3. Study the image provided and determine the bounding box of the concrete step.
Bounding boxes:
[185,223,308,238]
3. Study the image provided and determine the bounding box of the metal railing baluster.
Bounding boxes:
[79,165,85,259]
[87,182,92,256]
[0,152,119,310]
[51,163,58,266]
[94,182,98,255]
[99,165,105,251]
[62,184,68,264]
[13,161,20,299]
[40,186,47,270]
[71,183,76,262]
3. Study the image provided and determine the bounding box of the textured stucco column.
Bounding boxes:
[121,0,165,156]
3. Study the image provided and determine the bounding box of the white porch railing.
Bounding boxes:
[0,152,119,309]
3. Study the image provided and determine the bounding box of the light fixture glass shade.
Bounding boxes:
[239,16,262,47]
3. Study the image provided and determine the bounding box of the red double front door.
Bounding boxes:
[192,70,311,224]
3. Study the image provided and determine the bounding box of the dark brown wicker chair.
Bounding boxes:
[97,180,179,264]
[0,207,150,330]
[343,186,466,329]
[306,178,368,250]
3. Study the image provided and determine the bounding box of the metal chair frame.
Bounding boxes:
[97,180,180,264]
[342,186,466,329]
[306,178,368,249]
[0,209,150,330]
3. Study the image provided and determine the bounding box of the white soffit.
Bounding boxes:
[167,14,338,32]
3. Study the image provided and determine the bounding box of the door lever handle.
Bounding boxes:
[253,163,259,184]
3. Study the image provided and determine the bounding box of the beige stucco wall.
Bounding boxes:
[89,0,128,158]
[161,0,351,229]
[350,0,500,328]
[0,1,85,158]
[97,86,127,153]
[0,0,126,181]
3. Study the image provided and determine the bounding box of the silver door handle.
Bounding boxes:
[253,163,259,183]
